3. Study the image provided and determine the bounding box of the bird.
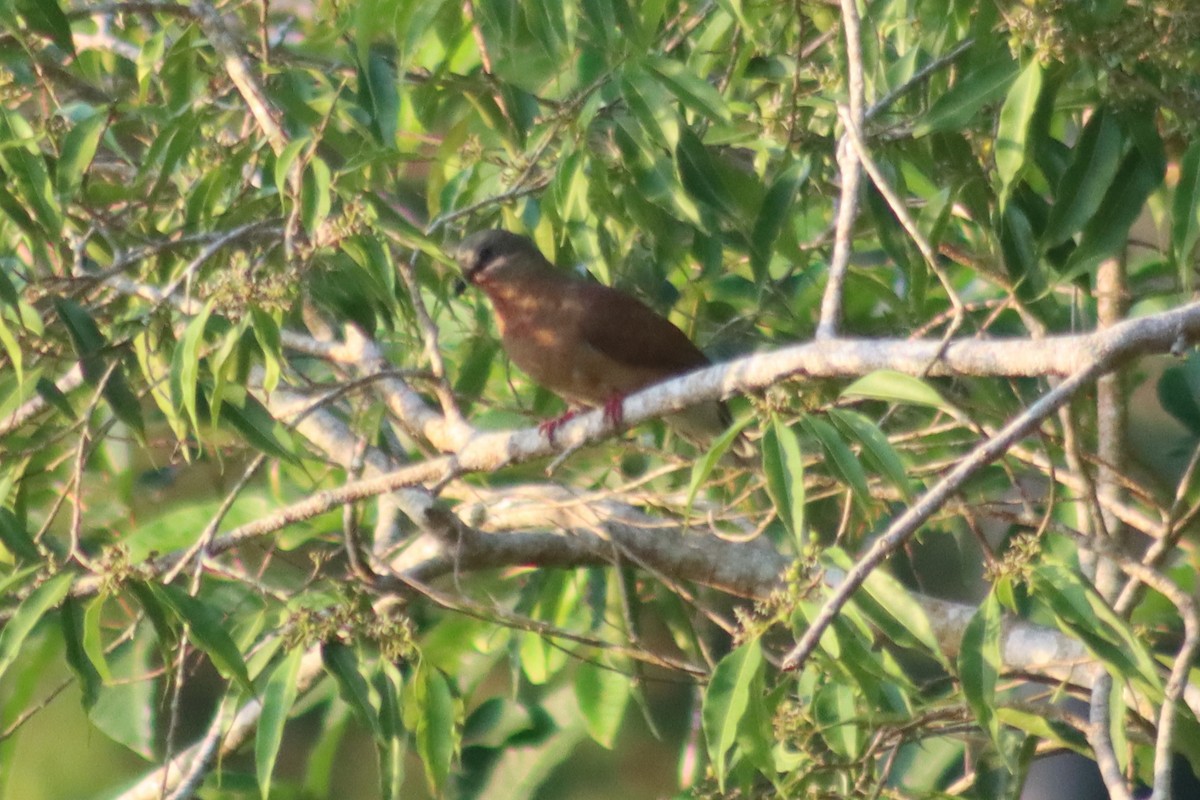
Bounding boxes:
[452,229,752,460]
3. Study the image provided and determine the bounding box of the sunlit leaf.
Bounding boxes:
[841,370,953,411]
[994,59,1043,203]
[0,573,73,682]
[1042,108,1123,247]
[703,638,764,791]
[575,659,631,748]
[762,417,805,548]
[960,592,1004,760]
[257,647,305,800]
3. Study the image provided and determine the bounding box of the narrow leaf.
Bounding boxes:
[762,417,805,548]
[60,597,103,709]
[913,58,1018,137]
[15,0,75,55]
[155,584,254,694]
[0,507,40,563]
[828,408,912,501]
[1061,141,1164,278]
[56,111,108,201]
[322,642,381,737]
[413,663,458,797]
[0,572,74,681]
[257,647,305,800]
[575,659,631,748]
[675,127,733,217]
[960,592,1004,758]
[1042,109,1123,247]
[1172,141,1200,269]
[702,638,763,791]
[994,60,1043,203]
[750,157,810,281]
[841,370,953,411]
[173,298,215,436]
[801,415,872,512]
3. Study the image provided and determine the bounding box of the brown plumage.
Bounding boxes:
[453,229,750,458]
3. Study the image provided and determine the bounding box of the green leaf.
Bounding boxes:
[702,637,763,791]
[302,157,333,234]
[1000,202,1043,293]
[1061,141,1165,278]
[15,0,75,55]
[376,660,406,799]
[127,581,179,652]
[686,412,755,510]
[575,659,631,748]
[173,298,215,436]
[994,60,1043,203]
[841,369,953,411]
[1158,365,1200,435]
[0,507,40,563]
[1172,140,1200,270]
[761,417,805,548]
[646,56,732,124]
[82,594,113,682]
[55,297,144,436]
[621,67,680,151]
[358,45,400,145]
[54,297,106,368]
[412,663,458,797]
[221,392,300,462]
[996,707,1090,757]
[88,633,157,759]
[0,106,61,235]
[250,307,283,394]
[1042,109,1123,248]
[800,415,872,512]
[155,584,254,694]
[0,572,73,682]
[857,563,947,665]
[1031,563,1164,695]
[828,408,912,501]
[913,57,1018,137]
[35,375,75,419]
[322,642,381,737]
[960,592,1004,759]
[100,366,145,439]
[750,157,810,282]
[675,126,733,217]
[257,646,305,800]
[60,597,102,710]
[274,138,307,199]
[56,110,108,201]
[0,313,24,391]
[814,680,861,758]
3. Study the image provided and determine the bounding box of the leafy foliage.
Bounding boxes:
[1,1,1199,798]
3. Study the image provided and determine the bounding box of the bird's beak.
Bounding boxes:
[449,241,471,296]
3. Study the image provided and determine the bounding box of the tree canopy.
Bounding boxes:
[2,1,1200,798]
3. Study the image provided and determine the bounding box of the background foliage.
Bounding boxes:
[2,1,1200,798]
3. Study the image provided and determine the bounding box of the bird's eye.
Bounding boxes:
[476,245,495,268]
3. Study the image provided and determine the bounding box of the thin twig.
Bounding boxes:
[815,0,867,340]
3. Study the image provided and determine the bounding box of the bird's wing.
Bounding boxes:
[576,283,711,374]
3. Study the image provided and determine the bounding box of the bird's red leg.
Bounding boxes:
[538,408,580,444]
[602,394,625,428]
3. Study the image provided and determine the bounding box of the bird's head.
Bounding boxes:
[452,229,548,296]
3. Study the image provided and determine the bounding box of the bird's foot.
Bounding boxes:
[539,409,580,444]
[602,394,625,428]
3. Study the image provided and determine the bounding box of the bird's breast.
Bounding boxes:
[487,288,666,406]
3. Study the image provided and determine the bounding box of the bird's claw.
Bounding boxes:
[539,409,579,444]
